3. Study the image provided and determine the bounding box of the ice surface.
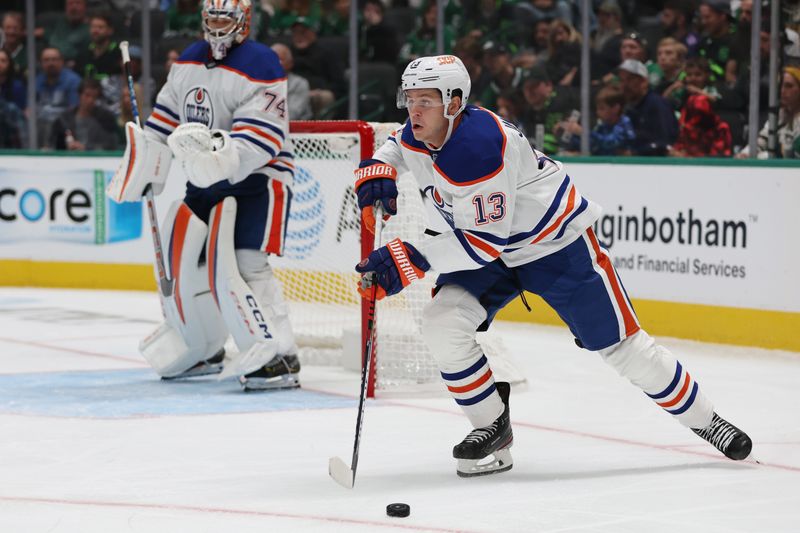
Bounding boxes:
[0,288,798,532]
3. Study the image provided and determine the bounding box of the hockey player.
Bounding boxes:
[107,0,300,391]
[354,55,752,477]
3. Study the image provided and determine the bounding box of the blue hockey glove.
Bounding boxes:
[355,238,430,300]
[354,159,398,234]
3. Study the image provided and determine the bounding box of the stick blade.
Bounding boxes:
[328,456,354,489]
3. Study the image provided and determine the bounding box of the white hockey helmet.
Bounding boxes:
[202,0,252,60]
[398,55,471,119]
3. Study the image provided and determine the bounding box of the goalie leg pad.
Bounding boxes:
[600,329,714,429]
[107,121,172,203]
[140,201,228,377]
[422,284,504,429]
[208,197,280,378]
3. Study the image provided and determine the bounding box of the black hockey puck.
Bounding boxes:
[386,503,410,517]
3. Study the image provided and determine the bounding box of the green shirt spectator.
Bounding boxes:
[42,0,91,65]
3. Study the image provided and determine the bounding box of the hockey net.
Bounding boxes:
[272,121,525,397]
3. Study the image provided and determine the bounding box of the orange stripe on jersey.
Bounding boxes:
[232,125,281,147]
[464,232,501,258]
[170,204,193,323]
[658,373,692,408]
[532,186,576,245]
[207,204,223,306]
[447,369,493,393]
[400,138,429,155]
[586,228,640,337]
[120,123,137,198]
[266,180,285,254]
[151,112,178,128]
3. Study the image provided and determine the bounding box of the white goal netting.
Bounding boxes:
[271,121,525,395]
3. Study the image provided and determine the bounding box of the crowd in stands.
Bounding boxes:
[1,0,799,159]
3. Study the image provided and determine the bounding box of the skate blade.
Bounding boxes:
[219,343,277,380]
[239,374,300,392]
[457,448,513,478]
[160,362,224,380]
[328,456,354,489]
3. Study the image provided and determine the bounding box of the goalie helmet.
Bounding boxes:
[398,55,471,120]
[202,0,252,61]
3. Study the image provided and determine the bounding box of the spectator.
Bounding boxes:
[683,56,722,105]
[659,0,701,56]
[41,0,91,67]
[460,0,517,50]
[158,47,181,91]
[737,67,800,159]
[564,84,636,155]
[0,48,26,112]
[74,12,122,82]
[592,0,625,79]
[495,89,526,133]
[165,0,202,38]
[271,43,312,120]
[1,12,27,76]
[399,1,456,63]
[102,45,155,116]
[697,0,737,83]
[477,41,525,110]
[360,0,399,64]
[454,35,492,107]
[653,37,687,98]
[271,0,323,37]
[518,0,574,26]
[618,58,678,155]
[36,47,81,149]
[290,16,344,117]
[51,78,119,151]
[0,48,26,149]
[545,19,581,87]
[515,17,553,69]
[320,0,350,37]
[520,66,579,154]
[669,94,732,157]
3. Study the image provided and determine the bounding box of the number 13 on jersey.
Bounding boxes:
[472,193,506,225]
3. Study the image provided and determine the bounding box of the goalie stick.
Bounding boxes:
[329,205,384,489]
[120,41,174,298]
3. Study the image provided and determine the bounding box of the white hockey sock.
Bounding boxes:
[600,330,713,429]
[440,354,504,429]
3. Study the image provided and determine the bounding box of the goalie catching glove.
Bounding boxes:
[354,160,398,234]
[107,122,172,203]
[167,122,241,188]
[355,238,430,300]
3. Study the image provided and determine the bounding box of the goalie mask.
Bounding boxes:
[202,0,252,60]
[398,55,471,145]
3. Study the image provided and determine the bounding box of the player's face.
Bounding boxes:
[405,88,448,145]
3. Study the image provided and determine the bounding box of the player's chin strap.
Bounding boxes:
[439,105,465,147]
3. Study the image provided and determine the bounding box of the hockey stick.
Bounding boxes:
[329,205,384,489]
[120,41,174,298]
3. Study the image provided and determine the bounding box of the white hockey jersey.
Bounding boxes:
[373,106,602,273]
[144,40,294,190]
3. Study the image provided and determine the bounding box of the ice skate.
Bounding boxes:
[453,381,513,477]
[161,349,225,380]
[692,412,752,460]
[239,354,301,392]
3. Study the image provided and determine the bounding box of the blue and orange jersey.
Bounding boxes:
[373,105,601,273]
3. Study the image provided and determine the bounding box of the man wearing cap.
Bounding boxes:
[520,66,580,154]
[617,58,678,156]
[697,0,737,82]
[476,41,524,109]
[290,15,345,117]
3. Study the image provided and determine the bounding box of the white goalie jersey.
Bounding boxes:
[145,39,294,189]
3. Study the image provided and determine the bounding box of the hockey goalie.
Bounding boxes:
[107,0,299,391]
